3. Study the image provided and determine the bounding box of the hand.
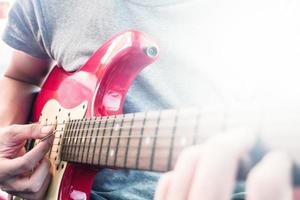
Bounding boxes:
[0,124,54,200]
[155,130,298,200]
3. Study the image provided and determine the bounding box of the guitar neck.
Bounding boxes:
[58,107,300,173]
[60,109,203,171]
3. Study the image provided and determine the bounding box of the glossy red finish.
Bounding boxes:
[32,30,159,200]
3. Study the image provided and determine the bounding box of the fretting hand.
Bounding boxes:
[155,130,299,200]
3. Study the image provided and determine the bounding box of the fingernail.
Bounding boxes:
[41,126,54,134]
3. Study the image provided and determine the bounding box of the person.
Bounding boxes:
[0,0,300,199]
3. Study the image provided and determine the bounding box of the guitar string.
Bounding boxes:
[49,134,204,146]
[34,110,220,127]
[49,137,207,154]
[54,123,198,135]
[49,124,206,140]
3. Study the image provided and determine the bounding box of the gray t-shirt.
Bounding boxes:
[3,0,225,114]
[3,0,300,199]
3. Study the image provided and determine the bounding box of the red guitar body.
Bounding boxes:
[31,31,159,200]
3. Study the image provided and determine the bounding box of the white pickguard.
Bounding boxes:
[39,99,88,200]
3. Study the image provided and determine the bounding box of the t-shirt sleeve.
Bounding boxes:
[2,0,49,59]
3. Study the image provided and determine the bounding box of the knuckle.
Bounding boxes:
[28,183,42,193]
[21,159,35,172]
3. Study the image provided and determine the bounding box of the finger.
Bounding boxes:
[165,146,202,200]
[246,152,293,200]
[3,124,54,142]
[188,130,256,200]
[1,158,51,193]
[1,136,54,177]
[154,172,173,200]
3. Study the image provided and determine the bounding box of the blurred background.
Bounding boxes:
[0,0,13,75]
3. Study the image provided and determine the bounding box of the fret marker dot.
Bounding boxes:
[110,149,115,157]
[82,138,85,143]
[74,138,77,143]
[145,137,151,145]
[180,137,187,147]
[114,124,121,131]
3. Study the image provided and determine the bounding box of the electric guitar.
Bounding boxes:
[4,30,300,200]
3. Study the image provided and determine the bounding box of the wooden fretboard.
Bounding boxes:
[53,107,300,173]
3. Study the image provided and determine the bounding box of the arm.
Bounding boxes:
[0,49,51,126]
[0,49,55,199]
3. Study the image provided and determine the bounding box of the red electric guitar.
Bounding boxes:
[2,30,300,200]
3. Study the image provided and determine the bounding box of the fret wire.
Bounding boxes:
[98,117,109,166]
[105,116,116,165]
[150,111,161,170]
[167,111,178,171]
[92,116,102,165]
[68,119,77,161]
[124,113,135,168]
[70,119,79,161]
[76,118,86,162]
[136,112,147,168]
[81,118,91,162]
[86,118,96,163]
[114,114,125,167]
[63,119,73,161]
[61,119,69,160]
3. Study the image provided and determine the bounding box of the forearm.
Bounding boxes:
[0,76,39,126]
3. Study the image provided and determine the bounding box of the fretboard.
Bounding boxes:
[56,107,300,173]
[59,109,205,171]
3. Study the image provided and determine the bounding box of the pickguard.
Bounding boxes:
[40,99,88,200]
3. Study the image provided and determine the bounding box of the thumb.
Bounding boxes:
[3,124,54,142]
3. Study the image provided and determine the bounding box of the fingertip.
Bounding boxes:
[41,125,55,135]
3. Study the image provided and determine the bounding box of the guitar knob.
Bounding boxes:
[145,46,158,58]
[70,190,87,200]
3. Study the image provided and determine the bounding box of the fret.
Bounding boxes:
[135,112,147,169]
[81,118,91,163]
[70,119,80,161]
[138,111,160,170]
[63,121,77,159]
[86,118,97,163]
[61,122,75,159]
[171,110,198,168]
[105,115,117,166]
[92,117,102,165]
[68,119,78,160]
[152,110,177,171]
[113,115,125,167]
[126,112,144,169]
[98,116,109,165]
[150,111,161,170]
[76,118,87,162]
[167,110,178,171]
[124,113,135,168]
